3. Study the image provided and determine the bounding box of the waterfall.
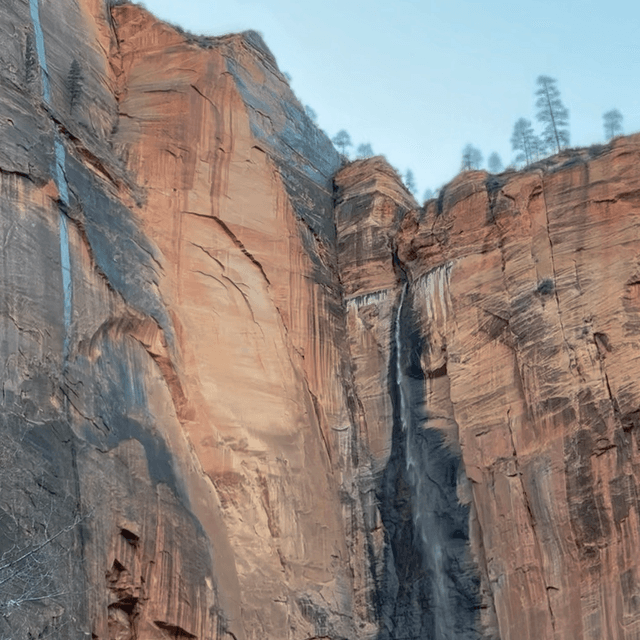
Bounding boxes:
[394,279,450,630]
[388,263,479,640]
[394,284,408,431]
[55,140,73,358]
[27,0,73,360]
[28,0,50,102]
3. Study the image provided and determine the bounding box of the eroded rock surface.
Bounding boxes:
[2,1,640,640]
[396,139,640,640]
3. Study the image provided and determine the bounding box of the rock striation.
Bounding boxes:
[2,1,640,640]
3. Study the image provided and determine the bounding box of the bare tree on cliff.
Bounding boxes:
[460,144,482,171]
[332,130,352,157]
[603,109,623,140]
[535,75,569,154]
[530,134,548,162]
[510,118,539,166]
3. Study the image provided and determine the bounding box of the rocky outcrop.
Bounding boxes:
[3,1,640,639]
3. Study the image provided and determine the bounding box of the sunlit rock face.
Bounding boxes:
[3,1,640,639]
[2,1,354,638]
[397,140,640,640]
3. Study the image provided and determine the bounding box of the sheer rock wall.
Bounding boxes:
[2,2,640,639]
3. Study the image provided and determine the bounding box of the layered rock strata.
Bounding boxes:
[395,142,640,640]
[2,1,640,640]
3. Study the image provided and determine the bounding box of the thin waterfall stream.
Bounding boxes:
[385,266,481,640]
[27,0,73,362]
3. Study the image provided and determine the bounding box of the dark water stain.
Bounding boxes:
[375,283,481,640]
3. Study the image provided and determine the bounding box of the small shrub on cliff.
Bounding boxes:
[356,142,374,158]
[304,105,318,123]
[404,169,417,195]
[536,278,555,296]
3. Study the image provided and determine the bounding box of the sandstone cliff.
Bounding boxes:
[2,2,640,640]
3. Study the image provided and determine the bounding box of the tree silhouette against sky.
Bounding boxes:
[535,75,569,154]
[332,130,352,156]
[461,144,482,171]
[603,109,623,140]
[356,143,374,158]
[511,118,538,166]
[488,152,503,173]
[404,169,417,194]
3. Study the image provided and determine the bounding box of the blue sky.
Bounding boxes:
[141,0,639,199]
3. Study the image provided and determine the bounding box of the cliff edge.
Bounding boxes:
[1,2,640,640]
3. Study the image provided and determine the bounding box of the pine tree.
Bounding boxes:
[332,130,352,157]
[66,59,83,113]
[25,32,38,85]
[356,143,374,158]
[535,75,569,154]
[404,169,417,194]
[511,118,537,165]
[461,144,482,171]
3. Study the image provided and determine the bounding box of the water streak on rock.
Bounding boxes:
[27,0,50,101]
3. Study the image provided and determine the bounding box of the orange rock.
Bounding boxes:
[397,136,640,640]
[4,0,640,639]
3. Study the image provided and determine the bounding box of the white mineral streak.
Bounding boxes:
[345,289,388,309]
[414,263,453,329]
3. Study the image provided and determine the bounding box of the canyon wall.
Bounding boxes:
[1,1,640,639]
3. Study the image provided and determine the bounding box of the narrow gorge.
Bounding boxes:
[1,2,640,640]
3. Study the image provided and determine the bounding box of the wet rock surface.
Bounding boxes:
[2,2,640,639]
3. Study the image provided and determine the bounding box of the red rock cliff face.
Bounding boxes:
[395,140,640,640]
[3,1,640,640]
[2,1,359,638]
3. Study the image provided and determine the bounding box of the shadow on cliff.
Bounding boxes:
[374,278,482,640]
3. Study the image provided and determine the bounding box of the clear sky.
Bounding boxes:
[140,0,639,199]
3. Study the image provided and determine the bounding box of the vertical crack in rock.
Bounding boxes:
[494,198,558,637]
[504,407,557,636]
[537,173,582,382]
